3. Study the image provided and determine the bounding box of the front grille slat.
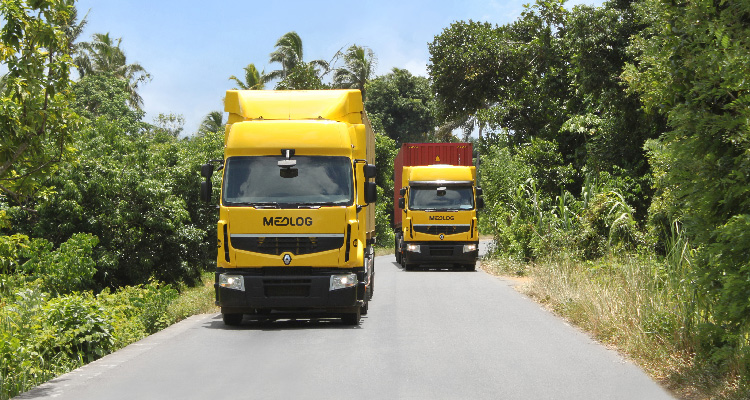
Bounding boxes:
[230,236,344,255]
[412,224,470,236]
[429,245,455,257]
[263,278,312,297]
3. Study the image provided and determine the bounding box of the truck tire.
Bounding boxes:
[394,235,402,264]
[342,308,361,325]
[222,313,243,326]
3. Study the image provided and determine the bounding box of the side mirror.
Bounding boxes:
[200,180,212,203]
[201,163,214,178]
[476,187,483,196]
[477,197,485,209]
[363,164,376,179]
[399,187,406,196]
[398,198,405,209]
[364,182,377,204]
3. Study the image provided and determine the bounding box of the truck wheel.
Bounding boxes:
[342,308,361,325]
[361,299,369,315]
[222,313,243,326]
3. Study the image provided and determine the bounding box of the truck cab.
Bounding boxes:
[201,90,376,325]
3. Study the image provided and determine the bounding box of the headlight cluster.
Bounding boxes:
[463,244,477,253]
[330,274,358,291]
[406,244,420,252]
[219,274,245,291]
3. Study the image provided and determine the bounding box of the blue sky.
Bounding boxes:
[73,0,604,134]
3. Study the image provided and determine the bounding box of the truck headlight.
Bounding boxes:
[330,274,357,291]
[463,244,477,253]
[219,274,245,291]
[406,244,420,253]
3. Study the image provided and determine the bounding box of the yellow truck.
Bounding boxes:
[393,143,484,271]
[200,90,376,325]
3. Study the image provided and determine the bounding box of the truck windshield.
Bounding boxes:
[222,156,353,206]
[409,186,474,211]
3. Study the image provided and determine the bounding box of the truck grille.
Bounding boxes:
[263,278,312,297]
[413,224,470,236]
[429,245,456,257]
[230,235,345,255]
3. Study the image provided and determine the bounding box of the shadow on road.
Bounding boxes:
[390,261,477,272]
[202,313,367,331]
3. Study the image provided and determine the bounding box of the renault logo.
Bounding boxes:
[282,254,292,265]
[439,234,445,240]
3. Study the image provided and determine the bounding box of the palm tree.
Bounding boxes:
[75,33,151,109]
[266,31,329,85]
[229,63,265,90]
[200,111,225,133]
[61,1,88,50]
[333,45,376,100]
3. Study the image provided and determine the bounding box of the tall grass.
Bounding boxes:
[483,246,749,399]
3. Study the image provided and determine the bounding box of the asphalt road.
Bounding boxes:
[17,243,674,400]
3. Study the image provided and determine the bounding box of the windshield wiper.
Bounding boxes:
[230,201,280,208]
[297,201,347,208]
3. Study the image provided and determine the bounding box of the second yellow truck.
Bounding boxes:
[393,143,484,271]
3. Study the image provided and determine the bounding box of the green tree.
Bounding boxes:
[560,1,665,218]
[266,31,305,81]
[373,131,397,245]
[624,0,750,354]
[274,63,327,90]
[71,74,145,132]
[229,63,265,90]
[266,31,329,89]
[364,68,436,143]
[333,45,376,100]
[60,0,88,49]
[152,113,185,138]
[9,73,223,288]
[199,111,224,134]
[75,32,151,108]
[0,0,80,207]
[428,20,508,139]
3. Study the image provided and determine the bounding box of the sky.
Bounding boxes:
[72,0,604,134]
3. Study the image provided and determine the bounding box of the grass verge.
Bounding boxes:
[166,271,219,323]
[481,254,749,400]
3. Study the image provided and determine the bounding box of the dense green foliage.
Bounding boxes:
[624,0,750,376]
[0,0,79,206]
[427,0,750,393]
[365,68,437,143]
[0,3,222,396]
[5,74,222,288]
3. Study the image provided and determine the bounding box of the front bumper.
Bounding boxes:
[403,241,479,265]
[215,267,362,314]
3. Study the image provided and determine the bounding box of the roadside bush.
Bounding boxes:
[0,233,29,277]
[100,282,178,337]
[18,234,99,296]
[375,186,394,248]
[0,279,180,399]
[576,191,640,259]
[38,293,114,362]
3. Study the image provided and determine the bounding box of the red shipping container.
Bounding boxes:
[393,143,473,227]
